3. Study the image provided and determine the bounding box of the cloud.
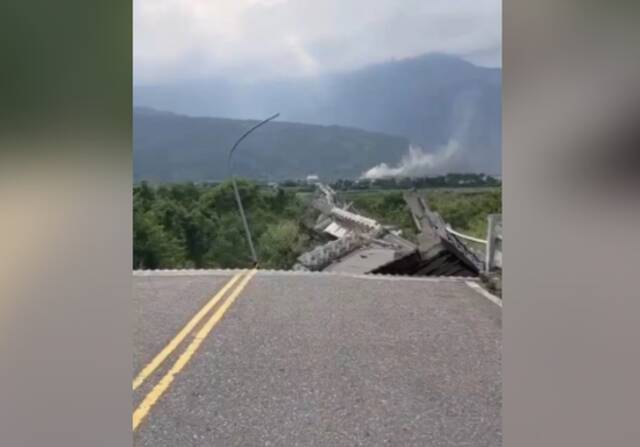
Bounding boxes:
[134,0,501,84]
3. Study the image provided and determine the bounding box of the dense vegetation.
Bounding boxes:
[133,181,316,270]
[343,189,501,240]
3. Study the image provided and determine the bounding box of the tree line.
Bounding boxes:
[331,173,501,191]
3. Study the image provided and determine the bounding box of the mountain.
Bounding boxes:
[134,107,409,182]
[134,53,501,175]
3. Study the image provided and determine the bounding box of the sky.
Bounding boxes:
[134,0,502,85]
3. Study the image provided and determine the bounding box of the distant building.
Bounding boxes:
[306,174,319,184]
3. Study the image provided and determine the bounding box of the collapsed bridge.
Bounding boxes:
[294,184,501,277]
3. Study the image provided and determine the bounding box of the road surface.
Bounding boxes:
[133,270,501,446]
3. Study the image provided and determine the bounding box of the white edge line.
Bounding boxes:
[465,281,502,307]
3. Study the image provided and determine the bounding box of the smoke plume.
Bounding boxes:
[362,140,465,179]
[361,89,486,179]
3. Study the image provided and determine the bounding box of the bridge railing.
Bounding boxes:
[445,226,488,245]
[443,213,502,273]
[485,214,502,272]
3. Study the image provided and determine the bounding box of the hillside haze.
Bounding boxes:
[135,53,501,179]
[134,108,409,182]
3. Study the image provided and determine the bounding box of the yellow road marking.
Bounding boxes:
[133,269,257,431]
[132,271,244,391]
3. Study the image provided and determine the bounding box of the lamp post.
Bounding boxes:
[227,113,280,266]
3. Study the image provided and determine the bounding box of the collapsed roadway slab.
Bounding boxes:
[296,184,485,277]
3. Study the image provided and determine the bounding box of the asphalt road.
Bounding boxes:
[133,270,501,446]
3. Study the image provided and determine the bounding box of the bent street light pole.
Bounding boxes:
[228,112,280,266]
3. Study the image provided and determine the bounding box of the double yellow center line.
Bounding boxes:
[133,269,257,431]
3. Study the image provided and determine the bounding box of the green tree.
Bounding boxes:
[133,210,185,269]
[258,221,308,269]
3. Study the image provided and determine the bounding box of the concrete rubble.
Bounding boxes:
[294,184,489,277]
